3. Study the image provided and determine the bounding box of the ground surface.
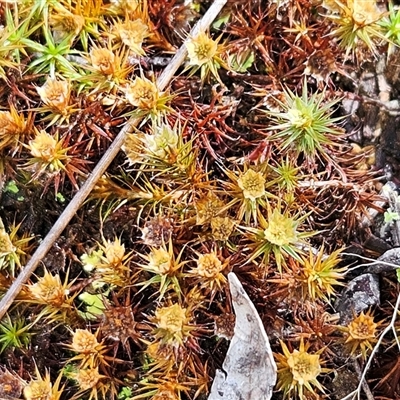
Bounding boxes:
[1,0,400,399]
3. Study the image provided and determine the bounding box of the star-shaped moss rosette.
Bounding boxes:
[24,128,88,193]
[275,339,329,399]
[187,250,228,299]
[136,238,185,300]
[324,0,387,57]
[122,120,198,183]
[299,246,347,302]
[340,310,382,359]
[244,203,314,272]
[184,31,227,85]
[26,268,78,324]
[112,18,149,56]
[24,367,65,400]
[81,237,134,288]
[79,45,133,94]
[0,219,34,276]
[152,303,195,348]
[124,76,172,119]
[222,164,274,225]
[265,81,344,160]
[0,104,30,153]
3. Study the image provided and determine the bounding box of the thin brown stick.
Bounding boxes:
[352,360,375,400]
[0,0,227,320]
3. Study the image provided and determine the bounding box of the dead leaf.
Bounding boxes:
[208,272,277,400]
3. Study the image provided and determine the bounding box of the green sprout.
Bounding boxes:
[118,386,133,399]
[56,192,66,203]
[4,180,19,194]
[0,314,32,354]
[265,81,343,159]
[81,249,103,273]
[21,24,79,75]
[228,49,255,73]
[78,292,107,321]
[380,1,400,56]
[0,4,41,67]
[271,157,301,192]
[384,210,400,224]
